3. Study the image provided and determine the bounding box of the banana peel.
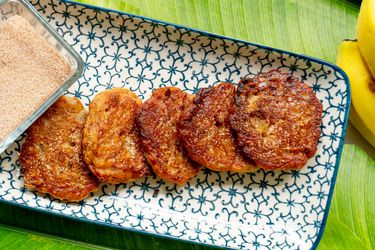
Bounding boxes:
[350,106,375,148]
[357,0,375,79]
[337,40,375,148]
[338,0,375,148]
[337,41,375,147]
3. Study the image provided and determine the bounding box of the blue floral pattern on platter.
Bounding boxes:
[0,0,350,249]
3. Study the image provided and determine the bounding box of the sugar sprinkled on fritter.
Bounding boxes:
[82,88,151,184]
[178,83,257,172]
[19,96,99,202]
[137,87,200,185]
[230,70,323,170]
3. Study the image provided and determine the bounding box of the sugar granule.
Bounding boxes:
[0,15,70,141]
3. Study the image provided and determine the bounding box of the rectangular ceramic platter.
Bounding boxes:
[0,0,350,249]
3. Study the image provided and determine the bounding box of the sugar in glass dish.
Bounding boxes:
[0,0,83,153]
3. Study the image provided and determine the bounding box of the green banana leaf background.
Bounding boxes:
[0,0,374,249]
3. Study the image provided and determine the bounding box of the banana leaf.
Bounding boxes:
[0,224,103,249]
[3,0,373,249]
[319,145,375,250]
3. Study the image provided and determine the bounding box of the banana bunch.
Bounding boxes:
[337,0,375,148]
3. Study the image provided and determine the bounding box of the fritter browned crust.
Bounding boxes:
[136,87,200,185]
[230,70,323,170]
[82,88,151,184]
[19,96,99,202]
[178,83,257,172]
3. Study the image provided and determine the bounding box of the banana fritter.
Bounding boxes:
[19,96,99,202]
[137,87,200,185]
[230,70,323,170]
[82,88,151,184]
[178,83,257,172]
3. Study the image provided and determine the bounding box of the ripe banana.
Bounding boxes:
[337,40,375,148]
[357,0,375,79]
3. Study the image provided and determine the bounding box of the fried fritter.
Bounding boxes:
[82,88,151,184]
[178,83,257,172]
[136,87,200,185]
[230,70,323,170]
[19,96,99,202]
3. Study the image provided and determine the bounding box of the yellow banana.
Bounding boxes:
[357,0,375,79]
[350,106,375,148]
[337,40,375,148]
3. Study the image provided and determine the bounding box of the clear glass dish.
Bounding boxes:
[0,0,84,153]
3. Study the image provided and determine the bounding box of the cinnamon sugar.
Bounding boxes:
[0,15,70,141]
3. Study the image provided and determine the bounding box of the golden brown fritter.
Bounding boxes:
[136,87,200,185]
[19,96,99,202]
[178,83,257,172]
[230,70,323,170]
[82,88,151,184]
